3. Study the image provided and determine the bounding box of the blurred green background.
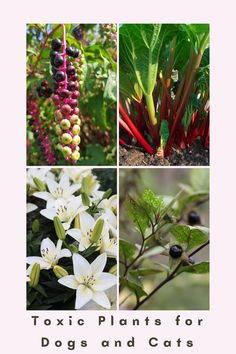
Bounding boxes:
[119,168,209,310]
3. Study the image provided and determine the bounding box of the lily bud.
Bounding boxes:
[103,188,112,200]
[82,192,90,206]
[90,219,104,244]
[29,263,40,288]
[74,214,80,228]
[32,219,40,233]
[53,265,68,279]
[69,244,78,253]
[109,264,117,275]
[33,177,46,191]
[53,216,66,240]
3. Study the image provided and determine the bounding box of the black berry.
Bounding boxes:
[188,211,201,226]
[55,71,65,82]
[59,89,70,98]
[67,82,76,91]
[169,245,183,259]
[51,38,62,51]
[66,46,75,57]
[66,66,76,76]
[50,50,58,59]
[73,48,80,58]
[54,55,64,68]
[70,74,78,81]
[44,88,52,98]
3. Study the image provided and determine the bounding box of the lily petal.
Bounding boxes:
[67,229,82,242]
[73,253,91,281]
[66,184,81,196]
[59,173,70,189]
[93,273,117,291]
[58,275,78,289]
[92,291,111,309]
[40,208,57,220]
[33,191,52,201]
[27,203,38,213]
[26,257,50,271]
[75,285,93,309]
[91,253,107,275]
[46,178,59,195]
[59,248,72,259]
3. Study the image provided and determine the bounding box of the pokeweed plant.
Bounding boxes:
[26,168,117,310]
[27,24,117,166]
[119,24,209,157]
[119,170,209,310]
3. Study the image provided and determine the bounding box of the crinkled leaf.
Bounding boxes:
[125,196,149,233]
[120,24,165,95]
[177,261,209,275]
[140,188,164,215]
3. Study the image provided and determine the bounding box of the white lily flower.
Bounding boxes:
[100,195,117,214]
[97,208,117,238]
[33,173,81,208]
[40,197,87,230]
[64,168,92,184]
[26,238,71,274]
[67,212,107,251]
[100,233,117,258]
[27,168,54,190]
[80,285,117,310]
[58,253,117,309]
[26,203,38,213]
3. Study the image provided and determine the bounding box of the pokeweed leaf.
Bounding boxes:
[119,239,137,261]
[177,261,209,275]
[125,196,150,233]
[119,24,165,95]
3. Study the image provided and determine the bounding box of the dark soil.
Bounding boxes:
[119,139,209,166]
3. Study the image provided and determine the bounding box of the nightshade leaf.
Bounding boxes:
[125,196,149,233]
[177,261,209,275]
[119,239,137,260]
[130,268,164,276]
[171,224,209,250]
[121,273,147,298]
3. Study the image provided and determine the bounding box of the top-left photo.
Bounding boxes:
[26,24,117,166]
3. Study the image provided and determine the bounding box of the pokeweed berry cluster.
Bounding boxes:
[27,96,56,165]
[36,80,52,98]
[50,37,82,163]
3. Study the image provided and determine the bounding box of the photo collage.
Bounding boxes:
[26,23,209,311]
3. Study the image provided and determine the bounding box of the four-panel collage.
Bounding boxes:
[26,23,209,310]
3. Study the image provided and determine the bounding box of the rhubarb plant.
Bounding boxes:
[119,24,209,158]
[119,169,209,310]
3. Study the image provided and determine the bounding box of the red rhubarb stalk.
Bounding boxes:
[119,103,154,155]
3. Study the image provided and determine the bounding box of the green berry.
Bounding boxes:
[62,146,72,157]
[71,135,81,146]
[72,124,80,135]
[71,151,80,161]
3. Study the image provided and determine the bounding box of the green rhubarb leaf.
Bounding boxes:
[119,24,166,95]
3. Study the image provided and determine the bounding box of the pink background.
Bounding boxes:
[2,0,235,352]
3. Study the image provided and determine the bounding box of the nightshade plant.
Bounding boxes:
[119,170,209,310]
[27,24,117,166]
[119,24,209,158]
[27,168,117,310]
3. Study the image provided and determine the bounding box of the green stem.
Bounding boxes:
[145,93,157,127]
